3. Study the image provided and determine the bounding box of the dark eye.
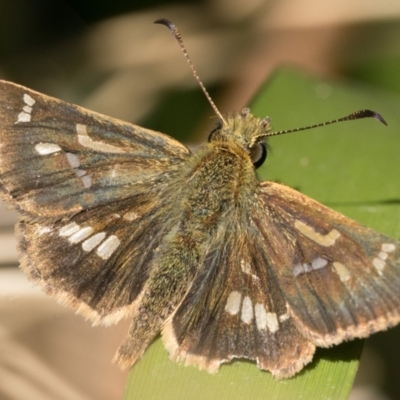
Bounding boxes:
[208,121,223,142]
[249,143,267,168]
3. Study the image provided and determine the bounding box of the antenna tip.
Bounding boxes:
[154,18,175,31]
[346,109,388,126]
[370,110,388,126]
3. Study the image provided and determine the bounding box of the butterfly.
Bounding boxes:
[1,20,400,380]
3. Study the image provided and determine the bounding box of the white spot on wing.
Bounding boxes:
[254,303,267,330]
[266,312,279,333]
[76,123,126,153]
[17,112,31,122]
[96,235,120,259]
[225,291,241,315]
[69,227,94,244]
[23,94,35,106]
[81,175,92,188]
[75,169,86,177]
[66,152,80,168]
[35,143,62,155]
[293,258,328,277]
[82,232,106,252]
[59,222,80,237]
[17,94,36,123]
[293,264,306,277]
[311,257,328,270]
[241,296,253,324]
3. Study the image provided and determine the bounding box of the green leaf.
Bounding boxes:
[123,69,400,399]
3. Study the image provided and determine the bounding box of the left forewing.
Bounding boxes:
[0,80,190,218]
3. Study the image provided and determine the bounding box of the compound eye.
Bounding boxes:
[208,121,223,142]
[249,142,267,168]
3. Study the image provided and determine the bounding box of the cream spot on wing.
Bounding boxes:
[240,259,259,280]
[76,123,126,153]
[225,291,241,315]
[59,222,80,237]
[254,303,267,330]
[279,314,289,323]
[123,211,139,221]
[373,257,386,273]
[333,262,351,282]
[241,296,253,324]
[382,243,395,253]
[38,226,51,235]
[372,244,395,274]
[266,312,279,333]
[23,105,32,113]
[378,252,388,260]
[96,235,120,259]
[294,220,340,246]
[69,227,94,244]
[82,232,106,252]
[66,152,80,168]
[35,143,62,155]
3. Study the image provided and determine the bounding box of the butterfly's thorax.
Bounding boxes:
[176,141,257,230]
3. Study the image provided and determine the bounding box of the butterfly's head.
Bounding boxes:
[207,108,271,169]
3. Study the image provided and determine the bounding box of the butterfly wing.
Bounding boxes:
[0,80,190,218]
[161,217,316,379]
[161,181,400,378]
[253,181,400,346]
[0,80,190,324]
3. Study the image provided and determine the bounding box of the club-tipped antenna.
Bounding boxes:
[263,109,387,138]
[154,18,226,124]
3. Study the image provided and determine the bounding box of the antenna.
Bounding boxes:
[154,18,226,124]
[262,109,387,139]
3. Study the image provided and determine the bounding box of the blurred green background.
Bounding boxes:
[1,1,400,399]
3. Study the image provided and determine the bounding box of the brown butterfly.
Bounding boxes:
[0,19,398,379]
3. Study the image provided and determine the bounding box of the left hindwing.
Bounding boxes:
[18,190,179,326]
[253,181,400,346]
[0,80,190,218]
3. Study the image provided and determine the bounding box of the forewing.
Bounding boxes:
[253,181,400,347]
[162,220,315,378]
[0,80,190,218]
